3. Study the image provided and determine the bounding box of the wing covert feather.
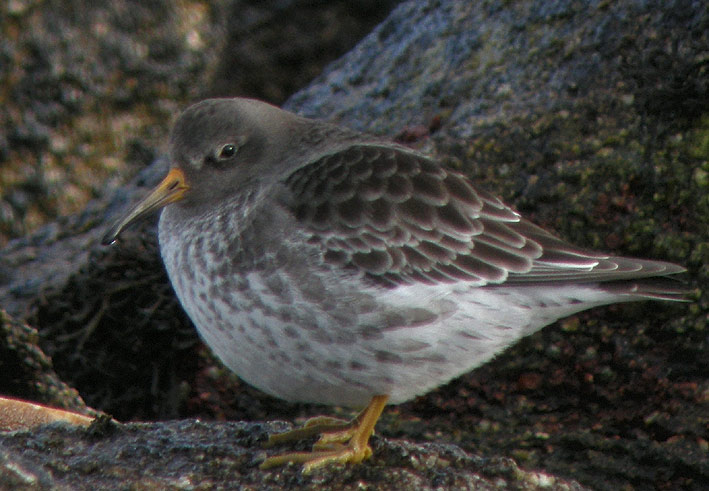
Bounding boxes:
[284,144,682,288]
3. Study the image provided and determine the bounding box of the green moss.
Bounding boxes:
[687,115,709,160]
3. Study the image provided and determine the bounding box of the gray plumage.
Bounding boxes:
[105,97,687,408]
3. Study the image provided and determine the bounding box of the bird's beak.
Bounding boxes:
[102,167,189,245]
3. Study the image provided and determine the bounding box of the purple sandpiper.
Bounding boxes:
[103,98,687,472]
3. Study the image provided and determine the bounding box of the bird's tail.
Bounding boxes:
[598,277,691,301]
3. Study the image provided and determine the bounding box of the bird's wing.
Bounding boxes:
[284,144,683,288]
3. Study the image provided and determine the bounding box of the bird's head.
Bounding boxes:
[102,98,299,245]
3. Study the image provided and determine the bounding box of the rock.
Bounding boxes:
[0,419,586,490]
[0,397,93,432]
[0,310,90,415]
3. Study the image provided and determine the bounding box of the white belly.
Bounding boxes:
[158,207,623,407]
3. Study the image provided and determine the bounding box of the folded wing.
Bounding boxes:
[284,144,685,290]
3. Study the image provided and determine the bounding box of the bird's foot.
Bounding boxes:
[260,395,388,473]
[263,415,351,447]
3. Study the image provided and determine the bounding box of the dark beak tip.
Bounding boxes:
[101,235,116,246]
[100,224,121,246]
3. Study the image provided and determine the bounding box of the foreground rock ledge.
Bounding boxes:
[0,419,585,490]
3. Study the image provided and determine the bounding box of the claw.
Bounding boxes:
[260,395,388,472]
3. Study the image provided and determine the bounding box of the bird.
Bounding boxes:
[102,97,687,472]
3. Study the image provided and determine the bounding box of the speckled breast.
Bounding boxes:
[155,197,600,408]
[155,198,402,407]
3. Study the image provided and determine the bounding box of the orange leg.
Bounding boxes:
[260,395,389,473]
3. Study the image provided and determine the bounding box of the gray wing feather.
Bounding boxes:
[284,144,685,288]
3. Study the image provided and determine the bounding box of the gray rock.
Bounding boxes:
[0,419,586,490]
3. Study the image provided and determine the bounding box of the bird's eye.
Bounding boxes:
[219,144,237,159]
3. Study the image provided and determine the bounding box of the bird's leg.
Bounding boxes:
[260,394,389,473]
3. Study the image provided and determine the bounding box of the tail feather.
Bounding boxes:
[509,253,687,285]
[599,277,691,302]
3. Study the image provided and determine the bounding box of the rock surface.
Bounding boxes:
[0,419,586,490]
[0,0,707,489]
